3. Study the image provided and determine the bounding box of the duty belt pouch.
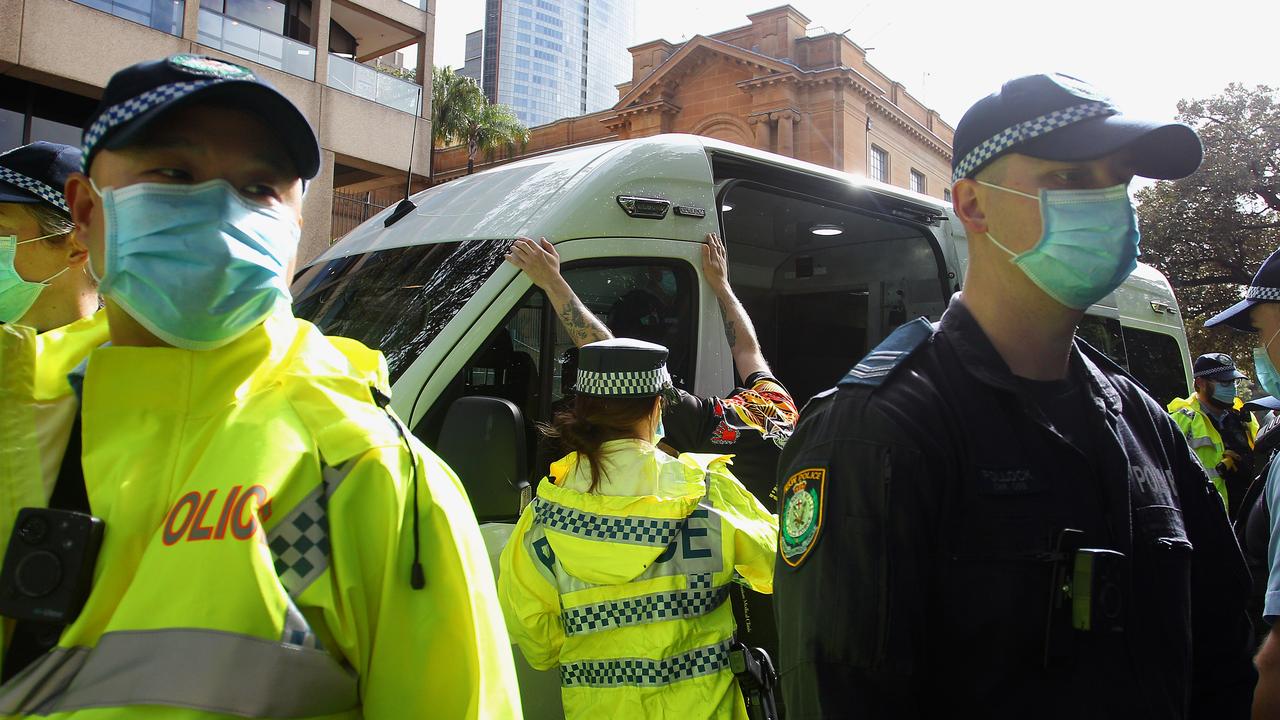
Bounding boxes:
[730,641,780,720]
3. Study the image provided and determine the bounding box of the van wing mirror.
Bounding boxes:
[436,396,531,522]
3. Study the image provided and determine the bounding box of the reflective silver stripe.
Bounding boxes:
[0,628,359,717]
[561,580,729,636]
[533,497,682,547]
[1186,435,1217,450]
[560,639,734,688]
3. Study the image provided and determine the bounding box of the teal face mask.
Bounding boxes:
[980,182,1140,310]
[0,233,69,324]
[1255,327,1280,399]
[1210,380,1237,405]
[90,179,298,350]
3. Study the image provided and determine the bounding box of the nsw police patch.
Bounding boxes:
[780,468,825,567]
[169,54,254,80]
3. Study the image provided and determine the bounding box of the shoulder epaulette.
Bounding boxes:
[838,317,935,389]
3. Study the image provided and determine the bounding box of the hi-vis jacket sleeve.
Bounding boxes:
[325,441,522,720]
[710,465,778,594]
[498,505,565,670]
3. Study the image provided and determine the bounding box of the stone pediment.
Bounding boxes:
[614,35,799,111]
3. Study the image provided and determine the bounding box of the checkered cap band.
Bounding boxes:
[1194,367,1235,378]
[0,166,68,212]
[952,101,1117,182]
[1248,286,1280,302]
[533,497,683,547]
[575,366,672,397]
[562,576,729,636]
[559,639,734,688]
[82,80,218,171]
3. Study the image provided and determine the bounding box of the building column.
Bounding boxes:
[748,114,773,153]
[310,0,332,83]
[417,38,429,118]
[776,109,795,157]
[181,0,201,42]
[299,149,336,264]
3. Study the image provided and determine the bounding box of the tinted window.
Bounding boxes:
[1123,327,1188,406]
[1076,315,1127,369]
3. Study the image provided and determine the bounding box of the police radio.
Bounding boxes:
[0,508,104,624]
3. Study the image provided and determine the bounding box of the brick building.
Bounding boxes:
[429,5,954,200]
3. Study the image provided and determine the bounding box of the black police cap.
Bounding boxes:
[0,142,79,213]
[1193,353,1246,381]
[951,73,1202,183]
[1205,247,1280,332]
[82,54,320,179]
[575,338,673,398]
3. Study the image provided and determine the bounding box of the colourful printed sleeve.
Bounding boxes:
[327,442,522,720]
[498,504,565,670]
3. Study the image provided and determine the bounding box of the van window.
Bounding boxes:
[291,240,513,383]
[414,259,696,485]
[717,180,949,404]
[1076,315,1127,369]
[1122,326,1188,406]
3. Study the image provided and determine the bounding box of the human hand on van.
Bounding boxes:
[702,232,730,291]
[506,236,565,291]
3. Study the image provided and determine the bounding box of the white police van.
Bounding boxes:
[291,134,1192,716]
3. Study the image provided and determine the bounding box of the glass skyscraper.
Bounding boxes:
[481,0,633,128]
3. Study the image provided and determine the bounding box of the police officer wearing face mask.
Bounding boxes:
[774,73,1256,718]
[1168,353,1259,514]
[1203,249,1280,717]
[0,55,521,718]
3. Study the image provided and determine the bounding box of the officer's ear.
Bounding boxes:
[952,177,989,237]
[64,173,97,239]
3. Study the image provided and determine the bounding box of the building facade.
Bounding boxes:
[459,28,482,84]
[435,5,954,201]
[1,0,434,262]
[479,0,633,128]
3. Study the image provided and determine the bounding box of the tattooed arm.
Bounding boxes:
[505,237,612,348]
[702,232,769,383]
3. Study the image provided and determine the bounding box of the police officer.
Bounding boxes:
[0,142,98,331]
[774,73,1256,718]
[1168,353,1259,513]
[498,338,777,719]
[1201,248,1280,716]
[0,55,521,718]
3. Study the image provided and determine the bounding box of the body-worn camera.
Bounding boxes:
[1070,548,1126,633]
[0,508,104,624]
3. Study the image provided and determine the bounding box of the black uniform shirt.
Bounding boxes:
[774,299,1256,720]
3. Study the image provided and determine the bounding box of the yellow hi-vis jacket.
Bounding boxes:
[0,310,521,719]
[1167,393,1258,508]
[498,440,778,720]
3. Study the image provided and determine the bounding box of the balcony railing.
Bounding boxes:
[197,8,315,80]
[326,55,421,115]
[73,0,183,35]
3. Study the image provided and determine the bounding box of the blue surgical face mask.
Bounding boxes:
[1256,327,1280,400]
[0,233,69,324]
[89,179,298,350]
[979,181,1140,310]
[1210,380,1237,405]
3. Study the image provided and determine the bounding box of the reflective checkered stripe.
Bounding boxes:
[81,80,218,170]
[576,366,672,397]
[559,639,734,688]
[1248,286,1280,301]
[533,497,683,547]
[561,574,729,636]
[268,460,353,598]
[0,166,68,212]
[952,101,1116,182]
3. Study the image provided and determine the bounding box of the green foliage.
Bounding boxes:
[1136,83,1280,375]
[373,64,417,84]
[429,66,527,180]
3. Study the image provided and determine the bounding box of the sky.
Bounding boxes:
[431,0,1279,130]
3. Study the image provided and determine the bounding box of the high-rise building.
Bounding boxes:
[480,0,634,128]
[3,0,434,261]
[459,29,483,84]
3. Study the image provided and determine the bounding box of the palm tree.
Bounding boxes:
[429,66,484,185]
[460,102,529,175]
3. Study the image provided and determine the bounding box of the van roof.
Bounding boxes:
[312,134,953,265]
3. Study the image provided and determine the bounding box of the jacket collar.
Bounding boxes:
[940,296,1122,415]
